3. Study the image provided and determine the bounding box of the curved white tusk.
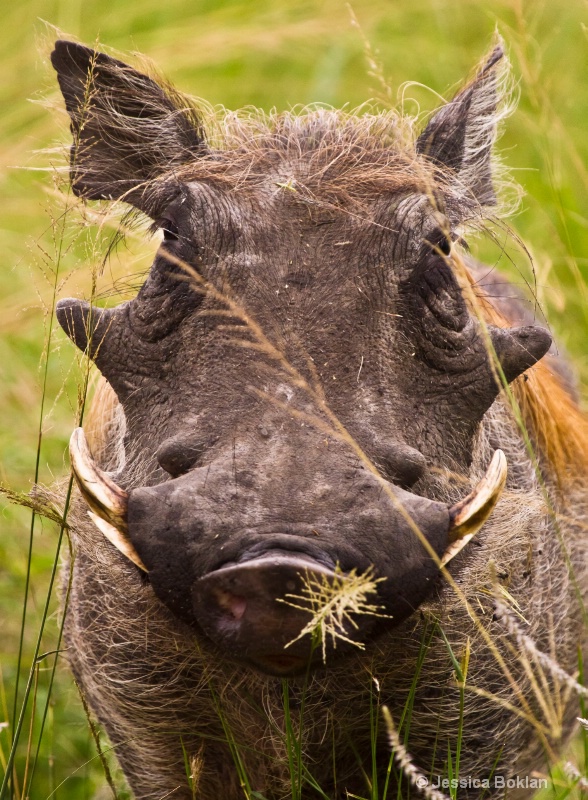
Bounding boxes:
[70,427,128,529]
[441,449,507,567]
[88,512,148,572]
[69,427,147,572]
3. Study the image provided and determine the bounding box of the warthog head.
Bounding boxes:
[53,40,550,675]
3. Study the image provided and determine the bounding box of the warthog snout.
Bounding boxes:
[125,440,452,671]
[70,427,506,674]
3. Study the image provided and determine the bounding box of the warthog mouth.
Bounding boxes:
[192,552,381,674]
[69,427,507,674]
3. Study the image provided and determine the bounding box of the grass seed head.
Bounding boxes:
[279,565,389,663]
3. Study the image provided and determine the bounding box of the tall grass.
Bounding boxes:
[0,0,587,797]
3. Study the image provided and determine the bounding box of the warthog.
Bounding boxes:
[50,38,587,799]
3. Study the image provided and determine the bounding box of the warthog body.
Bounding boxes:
[51,39,587,799]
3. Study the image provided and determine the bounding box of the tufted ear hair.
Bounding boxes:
[416,42,507,208]
[51,40,206,213]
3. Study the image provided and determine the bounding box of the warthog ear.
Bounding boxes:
[416,42,507,207]
[51,40,206,212]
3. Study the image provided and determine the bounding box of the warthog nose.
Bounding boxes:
[193,553,373,675]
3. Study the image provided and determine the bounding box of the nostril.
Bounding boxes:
[156,433,212,477]
[379,442,427,489]
[213,589,247,621]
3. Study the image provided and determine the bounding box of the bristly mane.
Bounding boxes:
[143,106,435,215]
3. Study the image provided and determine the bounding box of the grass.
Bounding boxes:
[0,0,587,797]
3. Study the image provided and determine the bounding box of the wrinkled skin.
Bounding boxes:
[51,39,587,799]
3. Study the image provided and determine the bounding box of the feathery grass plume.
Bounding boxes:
[278,566,388,663]
[381,706,451,800]
[494,600,588,700]
[563,760,588,791]
[0,484,66,527]
[579,718,588,731]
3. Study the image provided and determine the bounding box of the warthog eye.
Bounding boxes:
[425,227,451,257]
[161,219,179,241]
[438,236,451,256]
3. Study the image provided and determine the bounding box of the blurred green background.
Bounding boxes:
[1,0,587,797]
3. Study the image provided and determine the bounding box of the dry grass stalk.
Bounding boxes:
[494,599,588,699]
[381,706,451,800]
[563,760,588,791]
